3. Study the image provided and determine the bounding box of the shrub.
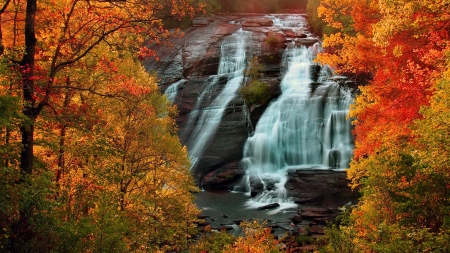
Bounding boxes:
[239,80,271,106]
[266,34,278,46]
[240,56,271,107]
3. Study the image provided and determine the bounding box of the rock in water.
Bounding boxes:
[257,203,280,210]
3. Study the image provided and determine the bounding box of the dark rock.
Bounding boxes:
[196,221,210,226]
[312,217,328,224]
[310,234,325,240]
[300,211,329,218]
[202,166,244,186]
[291,193,324,203]
[218,225,234,231]
[298,32,307,38]
[285,178,303,190]
[291,215,303,224]
[296,170,317,176]
[297,226,311,236]
[198,226,211,232]
[266,31,286,44]
[257,203,280,210]
[298,245,315,251]
[196,214,209,219]
[300,207,329,214]
[310,225,325,234]
[293,197,315,204]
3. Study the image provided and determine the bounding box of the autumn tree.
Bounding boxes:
[99,54,199,251]
[317,0,449,161]
[0,0,203,175]
[314,0,450,251]
[223,221,283,253]
[0,0,204,251]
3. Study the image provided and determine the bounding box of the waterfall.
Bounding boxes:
[164,79,186,104]
[183,29,250,169]
[241,44,354,208]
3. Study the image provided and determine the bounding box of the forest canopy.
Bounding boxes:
[310,0,450,251]
[0,0,202,251]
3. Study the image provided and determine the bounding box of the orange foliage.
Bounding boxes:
[318,0,450,161]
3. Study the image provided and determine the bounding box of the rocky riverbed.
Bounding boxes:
[194,169,359,251]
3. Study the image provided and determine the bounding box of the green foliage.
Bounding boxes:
[296,234,313,245]
[239,80,271,107]
[306,0,348,36]
[244,56,264,81]
[266,34,279,47]
[0,168,59,253]
[198,0,222,14]
[239,56,271,106]
[319,226,357,253]
[306,0,326,35]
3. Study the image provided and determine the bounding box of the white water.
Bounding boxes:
[164,79,186,104]
[241,44,354,209]
[183,29,251,169]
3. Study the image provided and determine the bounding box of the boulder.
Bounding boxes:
[297,226,312,236]
[242,17,273,27]
[266,31,286,44]
[257,203,280,210]
[310,225,325,234]
[291,215,303,224]
[300,211,329,219]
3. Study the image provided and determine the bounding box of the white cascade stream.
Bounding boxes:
[242,44,354,210]
[183,29,251,169]
[164,79,186,104]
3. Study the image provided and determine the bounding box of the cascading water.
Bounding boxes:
[164,79,186,104]
[242,43,354,210]
[182,29,250,169]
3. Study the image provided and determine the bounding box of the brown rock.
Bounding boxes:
[266,31,286,44]
[242,17,273,27]
[297,226,311,236]
[282,28,297,38]
[214,23,240,36]
[298,245,315,251]
[291,215,303,224]
[300,211,328,218]
[310,234,326,240]
[218,225,233,231]
[310,225,325,234]
[300,207,329,214]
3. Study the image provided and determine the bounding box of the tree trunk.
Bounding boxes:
[56,82,72,182]
[20,0,37,174]
[20,125,34,174]
[56,125,66,182]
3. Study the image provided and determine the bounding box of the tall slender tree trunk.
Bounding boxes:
[20,0,37,174]
[56,80,72,182]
